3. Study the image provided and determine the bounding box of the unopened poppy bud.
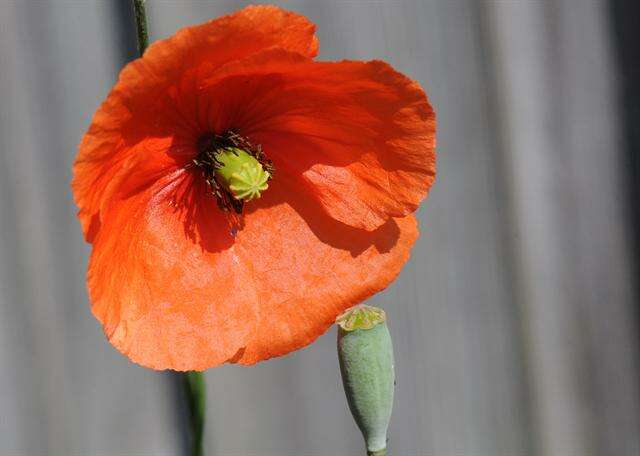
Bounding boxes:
[214,147,270,201]
[337,305,395,456]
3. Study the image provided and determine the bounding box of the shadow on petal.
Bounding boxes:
[246,177,401,258]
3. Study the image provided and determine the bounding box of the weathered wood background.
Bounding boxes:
[0,1,637,455]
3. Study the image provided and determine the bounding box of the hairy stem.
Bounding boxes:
[131,0,149,55]
[183,372,206,456]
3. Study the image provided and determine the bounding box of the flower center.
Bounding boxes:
[214,148,270,201]
[193,131,273,214]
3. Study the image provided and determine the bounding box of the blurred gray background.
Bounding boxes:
[1,1,638,455]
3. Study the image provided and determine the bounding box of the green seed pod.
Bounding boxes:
[337,305,395,456]
[214,147,270,201]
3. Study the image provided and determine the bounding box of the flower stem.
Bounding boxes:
[131,0,149,55]
[368,450,387,456]
[183,371,206,456]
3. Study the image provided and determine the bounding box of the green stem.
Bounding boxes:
[183,371,206,456]
[368,450,387,456]
[131,0,149,55]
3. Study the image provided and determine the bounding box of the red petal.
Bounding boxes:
[73,6,318,241]
[88,171,417,370]
[234,180,419,365]
[89,171,256,371]
[204,49,436,230]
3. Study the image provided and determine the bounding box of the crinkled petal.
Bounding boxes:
[73,5,318,241]
[88,170,257,371]
[233,179,419,365]
[203,49,436,230]
[75,8,432,371]
[88,170,417,370]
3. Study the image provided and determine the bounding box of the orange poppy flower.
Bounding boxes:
[72,5,436,371]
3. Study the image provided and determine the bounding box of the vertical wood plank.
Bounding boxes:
[0,1,181,454]
[482,1,640,455]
